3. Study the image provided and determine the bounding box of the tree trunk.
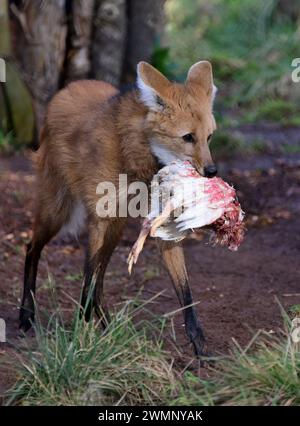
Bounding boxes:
[122,0,166,84]
[8,0,167,141]
[65,0,95,82]
[9,0,67,136]
[91,0,127,87]
[277,0,299,22]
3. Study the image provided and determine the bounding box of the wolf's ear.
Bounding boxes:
[186,61,217,104]
[137,62,171,110]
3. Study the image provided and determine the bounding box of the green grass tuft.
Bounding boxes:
[5,291,300,406]
[243,99,300,124]
[6,300,178,406]
[0,129,16,153]
[174,328,300,406]
[210,130,244,158]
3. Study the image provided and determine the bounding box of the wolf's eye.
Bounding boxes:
[182,133,195,143]
[207,134,212,143]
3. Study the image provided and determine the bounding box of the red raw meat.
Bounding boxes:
[128,161,245,273]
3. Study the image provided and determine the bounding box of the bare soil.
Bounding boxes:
[1,148,300,400]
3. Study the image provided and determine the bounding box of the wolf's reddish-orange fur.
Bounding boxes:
[21,62,217,358]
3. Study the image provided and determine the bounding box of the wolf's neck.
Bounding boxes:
[117,91,159,181]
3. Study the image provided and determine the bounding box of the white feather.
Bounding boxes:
[128,159,244,273]
[149,160,234,237]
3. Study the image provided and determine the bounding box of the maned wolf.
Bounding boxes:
[20,61,217,358]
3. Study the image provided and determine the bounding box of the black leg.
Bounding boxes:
[20,216,64,331]
[81,220,124,327]
[159,240,208,359]
[19,241,42,331]
[182,284,207,357]
[81,254,111,328]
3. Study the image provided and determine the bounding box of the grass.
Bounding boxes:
[4,284,300,406]
[242,99,300,125]
[174,327,300,406]
[65,272,84,283]
[289,304,300,318]
[211,130,244,158]
[0,129,16,153]
[165,0,300,121]
[6,298,179,406]
[0,127,25,154]
[210,130,269,158]
[281,144,300,155]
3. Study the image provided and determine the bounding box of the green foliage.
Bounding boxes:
[211,130,270,158]
[211,130,244,158]
[0,129,12,152]
[5,292,300,406]
[0,2,34,147]
[65,272,84,283]
[0,1,10,55]
[174,329,300,406]
[289,304,300,318]
[282,144,300,154]
[2,63,34,145]
[244,99,300,123]
[166,0,300,108]
[151,46,177,80]
[0,128,20,153]
[6,299,178,406]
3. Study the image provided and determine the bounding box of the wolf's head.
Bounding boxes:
[137,61,217,177]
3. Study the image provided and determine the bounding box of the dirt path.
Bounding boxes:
[1,150,300,399]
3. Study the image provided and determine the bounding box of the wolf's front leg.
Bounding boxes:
[159,240,209,360]
[81,218,125,327]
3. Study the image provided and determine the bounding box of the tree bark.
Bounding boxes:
[91,0,127,87]
[9,0,67,136]
[65,0,95,82]
[277,0,299,22]
[122,0,166,84]
[7,0,167,140]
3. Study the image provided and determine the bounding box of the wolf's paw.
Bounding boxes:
[192,341,216,367]
[19,308,34,333]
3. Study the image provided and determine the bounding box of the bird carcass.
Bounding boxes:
[128,160,245,273]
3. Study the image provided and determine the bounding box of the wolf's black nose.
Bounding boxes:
[204,165,218,178]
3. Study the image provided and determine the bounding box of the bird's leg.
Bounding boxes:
[127,220,151,274]
[150,200,175,237]
[128,199,178,274]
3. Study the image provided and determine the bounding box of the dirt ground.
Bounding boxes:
[1,142,300,399]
